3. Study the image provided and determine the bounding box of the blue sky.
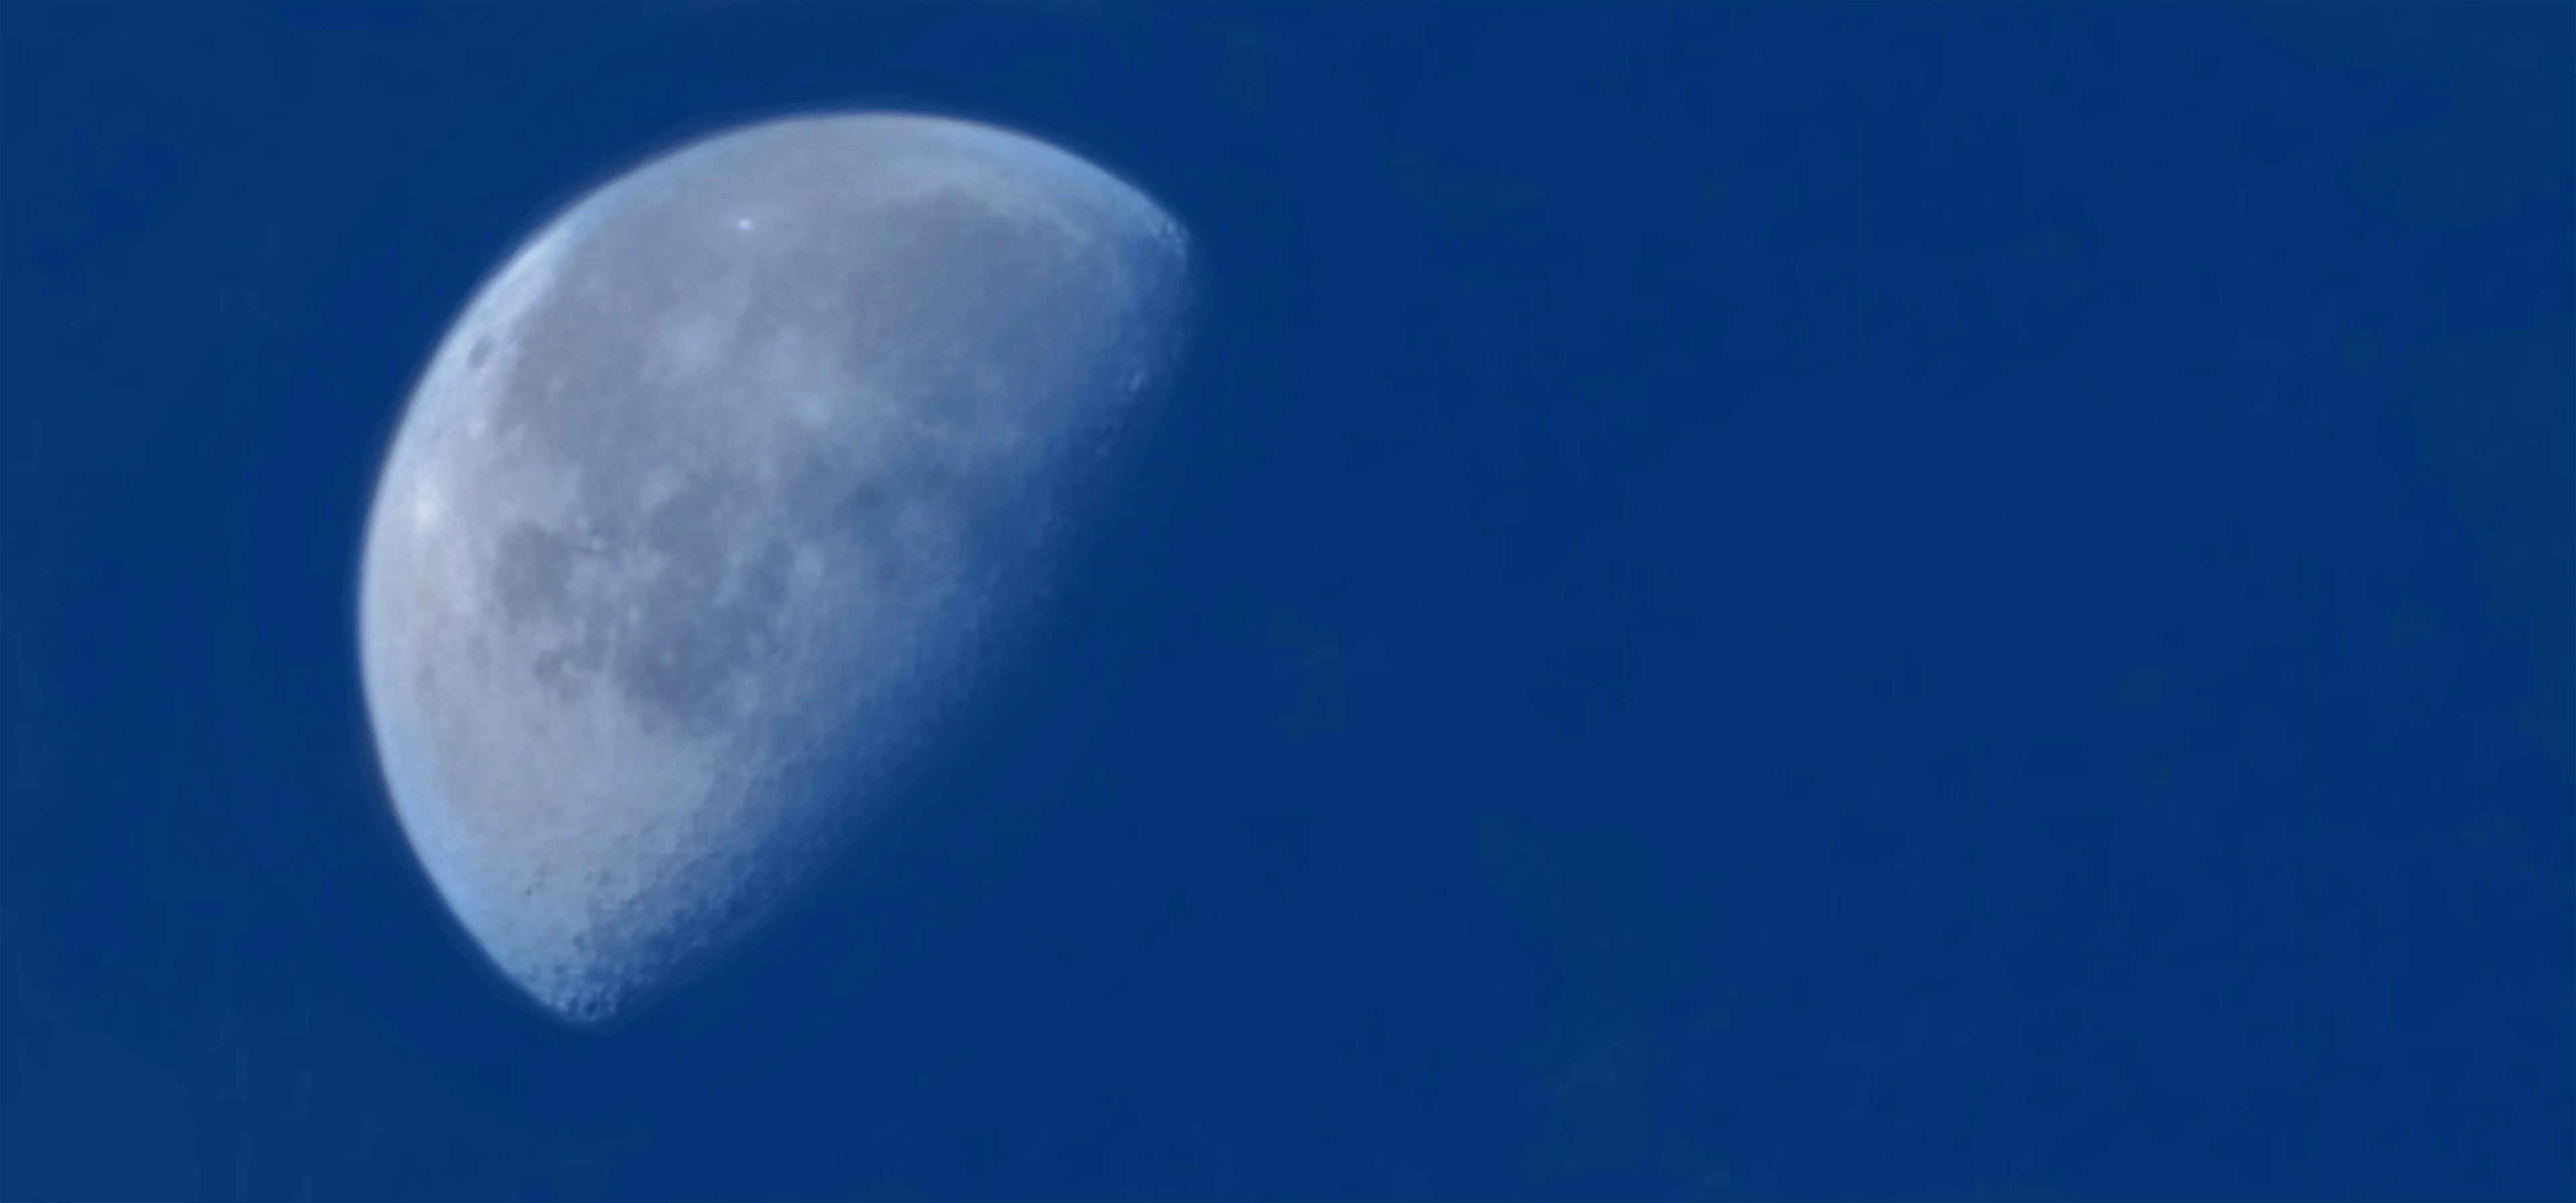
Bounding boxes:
[4,4,2569,1198]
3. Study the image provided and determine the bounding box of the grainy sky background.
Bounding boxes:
[4,3,2569,1198]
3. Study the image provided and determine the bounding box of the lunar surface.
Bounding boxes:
[358,113,1190,1023]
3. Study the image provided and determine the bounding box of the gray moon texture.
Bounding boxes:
[358,113,1189,1023]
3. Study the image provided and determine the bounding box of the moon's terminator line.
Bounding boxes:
[359,113,1191,1023]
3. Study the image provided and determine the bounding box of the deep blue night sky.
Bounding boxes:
[4,4,2570,1199]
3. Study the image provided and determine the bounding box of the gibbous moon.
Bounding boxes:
[358,113,1190,1023]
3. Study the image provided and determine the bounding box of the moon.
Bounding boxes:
[358,113,1190,1024]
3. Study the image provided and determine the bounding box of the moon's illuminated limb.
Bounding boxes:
[358,113,1189,1023]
